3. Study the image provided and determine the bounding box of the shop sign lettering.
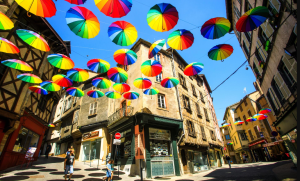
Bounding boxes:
[83,131,99,140]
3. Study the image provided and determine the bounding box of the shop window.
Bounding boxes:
[200,126,206,140]
[204,108,209,122]
[182,95,191,111]
[254,126,261,139]
[199,91,205,103]
[240,131,248,140]
[73,110,79,123]
[187,120,196,137]
[179,73,187,88]
[156,72,163,82]
[158,93,166,109]
[89,102,97,115]
[149,128,172,157]
[118,129,132,158]
[13,127,40,154]
[82,139,101,161]
[210,130,216,141]
[191,84,197,97]
[225,135,230,140]
[248,130,254,141]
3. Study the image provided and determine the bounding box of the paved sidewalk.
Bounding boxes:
[0,156,296,181]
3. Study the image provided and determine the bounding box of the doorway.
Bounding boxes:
[181,149,187,172]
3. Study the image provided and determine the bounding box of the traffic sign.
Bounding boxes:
[115,132,121,139]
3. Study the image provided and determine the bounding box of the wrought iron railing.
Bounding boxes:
[108,106,134,126]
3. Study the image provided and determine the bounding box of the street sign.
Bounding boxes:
[115,132,121,139]
[113,139,121,145]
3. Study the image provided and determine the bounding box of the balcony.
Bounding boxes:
[108,106,134,126]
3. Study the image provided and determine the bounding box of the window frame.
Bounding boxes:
[187,120,196,137]
[182,95,191,111]
[203,108,210,122]
[191,84,197,97]
[157,93,166,109]
[200,126,206,140]
[179,73,187,88]
[89,102,98,115]
[156,72,163,82]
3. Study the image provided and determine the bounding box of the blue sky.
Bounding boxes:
[46,0,256,126]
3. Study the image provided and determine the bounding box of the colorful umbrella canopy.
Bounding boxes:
[113,49,137,65]
[147,3,179,32]
[87,90,104,98]
[92,77,111,89]
[227,142,233,145]
[66,87,84,97]
[253,114,268,120]
[47,54,75,70]
[141,60,162,77]
[0,37,20,54]
[105,91,121,99]
[201,17,231,39]
[123,91,139,100]
[48,123,55,127]
[236,6,270,32]
[167,29,194,50]
[149,39,166,59]
[15,0,56,18]
[133,78,152,89]
[107,67,128,83]
[113,83,130,94]
[234,120,244,125]
[52,74,73,87]
[66,6,100,39]
[246,117,257,122]
[40,81,60,91]
[87,59,110,73]
[65,0,87,5]
[29,85,48,95]
[1,59,33,71]
[17,73,42,83]
[66,68,89,82]
[143,88,159,95]
[208,44,233,61]
[161,77,179,88]
[259,108,271,114]
[222,123,231,127]
[16,29,50,52]
[108,21,137,46]
[95,0,132,18]
[0,12,14,30]
[184,62,204,76]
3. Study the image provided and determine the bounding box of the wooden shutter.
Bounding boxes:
[274,72,291,99]
[282,54,297,83]
[268,88,281,110]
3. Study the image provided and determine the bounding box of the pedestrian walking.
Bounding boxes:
[45,144,52,159]
[245,154,249,163]
[225,155,231,168]
[64,149,75,181]
[111,160,114,181]
[103,160,112,181]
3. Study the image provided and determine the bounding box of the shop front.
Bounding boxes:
[282,129,297,167]
[249,139,270,162]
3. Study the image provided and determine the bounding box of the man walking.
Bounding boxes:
[64,149,75,181]
[45,144,52,159]
[225,155,231,168]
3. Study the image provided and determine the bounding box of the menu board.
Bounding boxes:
[124,140,131,157]
[25,147,36,158]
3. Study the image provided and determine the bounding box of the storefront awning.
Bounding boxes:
[79,121,108,133]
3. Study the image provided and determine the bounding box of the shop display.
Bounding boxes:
[124,140,131,157]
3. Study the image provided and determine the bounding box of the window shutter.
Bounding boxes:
[182,95,186,108]
[282,54,297,82]
[268,88,281,110]
[253,56,263,75]
[269,0,281,13]
[274,72,291,99]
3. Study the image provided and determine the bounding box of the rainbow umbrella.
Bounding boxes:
[52,74,73,87]
[95,0,132,18]
[17,73,42,83]
[66,68,89,82]
[113,83,130,94]
[259,108,271,114]
[87,90,104,98]
[87,59,110,73]
[65,0,86,5]
[236,6,270,32]
[227,142,233,145]
[105,91,121,99]
[208,44,233,61]
[0,37,20,54]
[1,59,33,71]
[184,62,204,76]
[108,21,137,46]
[15,0,56,18]
[234,120,244,125]
[92,77,111,89]
[201,17,231,39]
[133,78,152,89]
[161,77,179,88]
[222,123,231,127]
[113,49,137,65]
[47,54,75,70]
[40,81,60,92]
[147,3,179,32]
[66,87,84,97]
[141,60,162,77]
[246,117,257,122]
[149,39,166,59]
[253,114,268,120]
[48,123,55,127]
[29,86,48,95]
[66,6,100,39]
[143,88,159,95]
[107,67,128,83]
[16,29,50,52]
[123,91,139,100]
[0,12,14,30]
[167,29,194,50]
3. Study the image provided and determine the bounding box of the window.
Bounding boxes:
[254,126,260,139]
[191,84,197,96]
[182,95,191,110]
[187,121,195,137]
[0,63,7,78]
[234,4,241,19]
[279,61,296,93]
[158,94,166,108]
[89,102,97,115]
[259,29,268,45]
[247,110,252,117]
[225,135,230,140]
[266,89,278,113]
[210,130,216,141]
[204,108,209,122]
[179,74,186,88]
[154,54,160,63]
[271,80,285,104]
[38,97,48,112]
[195,103,201,116]
[200,126,206,140]
[156,72,163,82]
[244,32,251,42]
[244,0,252,12]
[244,100,248,106]
[73,110,79,123]
[248,130,254,141]
[240,131,248,140]
[199,91,204,103]
[243,115,248,125]
[234,136,237,144]
[243,41,249,57]
[13,127,40,154]
[197,78,203,87]
[256,48,267,63]
[240,105,243,112]
[124,65,128,71]
[64,97,72,112]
